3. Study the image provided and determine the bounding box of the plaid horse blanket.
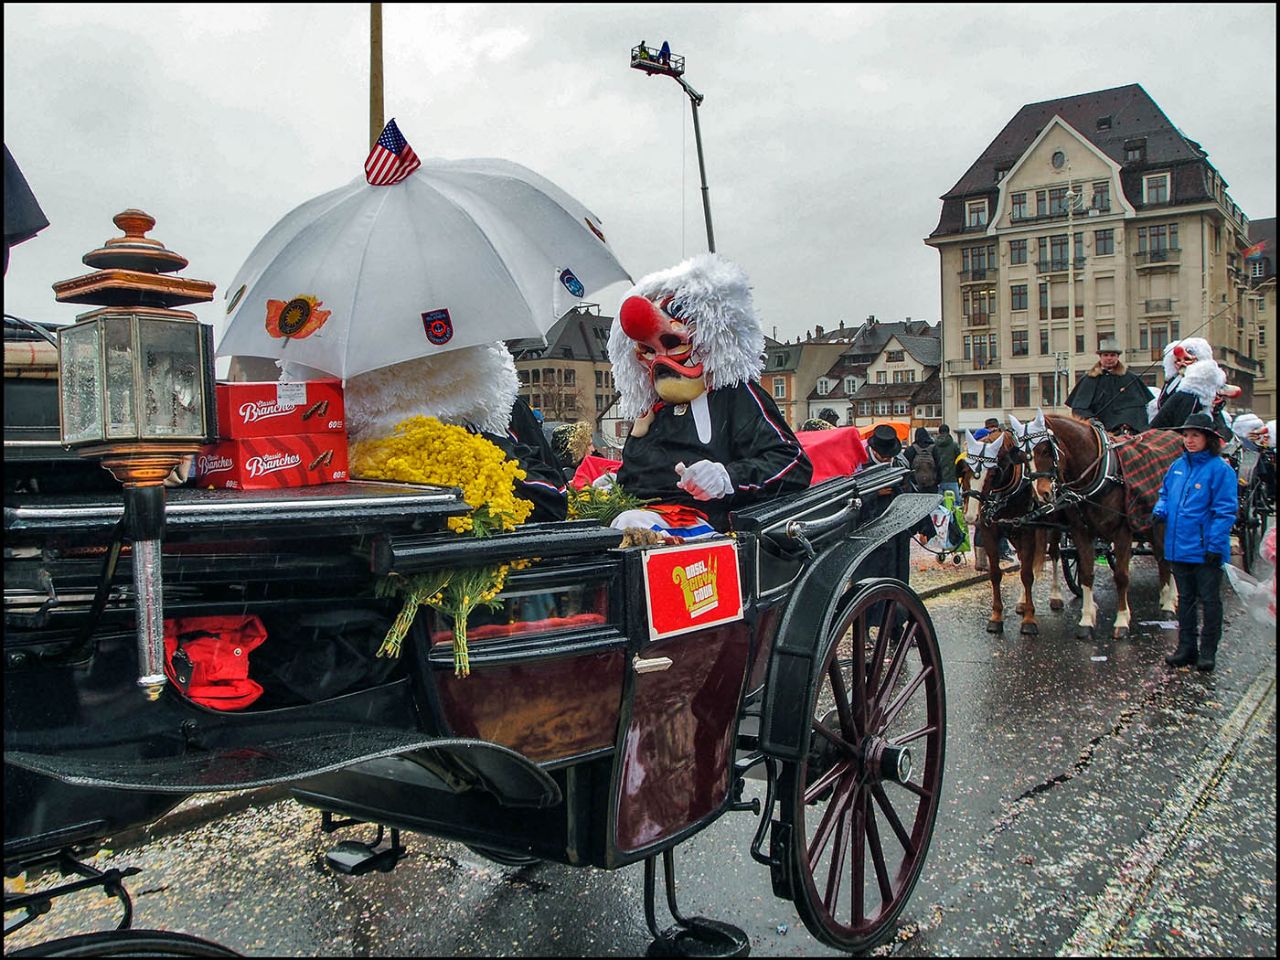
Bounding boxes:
[1113,429,1185,532]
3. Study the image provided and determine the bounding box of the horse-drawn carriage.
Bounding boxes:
[4,320,944,957]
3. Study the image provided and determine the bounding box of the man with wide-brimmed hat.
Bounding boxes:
[1065,336,1153,433]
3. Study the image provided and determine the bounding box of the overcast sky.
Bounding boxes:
[4,3,1276,350]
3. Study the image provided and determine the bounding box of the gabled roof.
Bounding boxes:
[943,84,1205,200]
[894,334,941,367]
[508,308,612,362]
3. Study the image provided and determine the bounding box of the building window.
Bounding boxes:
[1011,329,1029,356]
[1143,173,1169,205]
[876,400,892,416]
[1252,260,1265,279]
[966,199,988,228]
[887,350,904,363]
[876,371,887,384]
[1049,187,1071,216]
[1124,139,1146,164]
[1012,375,1030,406]
[772,376,786,400]
[1039,282,1049,315]
[1138,223,1178,253]
[1011,284,1028,311]
[858,401,871,416]
[563,369,576,386]
[1095,229,1114,255]
[1075,333,1085,353]
[1036,190,1048,217]
[1038,372,1055,404]
[844,376,857,393]
[1011,193,1027,220]
[1092,182,1110,212]
[894,401,910,416]
[1049,234,1069,269]
[817,378,830,396]
[983,378,1002,408]
[961,392,979,409]
[1010,239,1027,265]
[1040,327,1050,355]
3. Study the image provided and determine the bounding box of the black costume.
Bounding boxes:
[1066,361,1153,433]
[479,397,567,522]
[1147,388,1231,440]
[616,382,812,530]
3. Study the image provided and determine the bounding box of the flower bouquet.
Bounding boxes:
[351,415,534,675]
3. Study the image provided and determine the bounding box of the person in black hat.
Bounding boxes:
[1066,337,1153,433]
[856,425,912,582]
[1151,412,1238,672]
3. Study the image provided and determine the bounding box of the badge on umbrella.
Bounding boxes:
[265,296,331,340]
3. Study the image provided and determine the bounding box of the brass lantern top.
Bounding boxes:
[53,209,215,313]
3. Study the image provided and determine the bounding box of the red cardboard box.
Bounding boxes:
[216,379,345,439]
[195,434,349,490]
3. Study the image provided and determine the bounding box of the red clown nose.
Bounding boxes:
[619,296,662,342]
[1173,344,1190,362]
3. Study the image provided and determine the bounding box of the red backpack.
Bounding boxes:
[163,615,269,710]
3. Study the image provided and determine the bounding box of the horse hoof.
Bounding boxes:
[987,620,1004,634]
[1076,625,1094,640]
[1113,626,1129,640]
[1020,622,1039,636]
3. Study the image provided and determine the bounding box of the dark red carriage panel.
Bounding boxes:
[613,622,752,853]
[432,648,626,763]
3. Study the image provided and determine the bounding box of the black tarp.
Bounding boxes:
[4,144,49,274]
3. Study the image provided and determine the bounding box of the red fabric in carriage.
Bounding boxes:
[430,612,607,645]
[1113,429,1186,532]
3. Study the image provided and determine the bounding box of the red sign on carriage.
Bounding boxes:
[641,540,743,641]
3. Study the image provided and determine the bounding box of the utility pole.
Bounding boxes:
[370,3,384,148]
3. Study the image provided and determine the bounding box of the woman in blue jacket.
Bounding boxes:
[1151,413,1239,672]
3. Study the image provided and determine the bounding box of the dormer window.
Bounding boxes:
[1124,138,1147,164]
[1143,173,1170,205]
[966,199,988,229]
[1096,115,1113,131]
[817,378,831,396]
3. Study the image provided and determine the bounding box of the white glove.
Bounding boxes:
[675,460,733,500]
[591,472,617,491]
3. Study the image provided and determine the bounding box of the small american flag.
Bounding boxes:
[365,119,421,186]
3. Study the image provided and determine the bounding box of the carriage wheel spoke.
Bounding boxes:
[890,777,932,799]
[808,773,858,863]
[871,784,916,856]
[890,723,937,746]
[866,603,897,695]
[828,658,861,740]
[864,795,895,907]
[877,666,933,733]
[851,788,867,927]
[812,717,852,753]
[875,621,918,706]
[804,757,852,806]
[823,791,852,910]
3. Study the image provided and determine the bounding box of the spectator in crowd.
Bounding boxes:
[904,427,938,494]
[932,424,962,503]
[1152,412,1238,672]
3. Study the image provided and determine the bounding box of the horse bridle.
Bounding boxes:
[968,432,1031,527]
[1014,418,1118,515]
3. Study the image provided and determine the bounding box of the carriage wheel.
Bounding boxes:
[1060,541,1083,598]
[777,579,946,953]
[7,930,239,957]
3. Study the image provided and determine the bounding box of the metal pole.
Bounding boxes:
[677,77,715,254]
[370,3,384,148]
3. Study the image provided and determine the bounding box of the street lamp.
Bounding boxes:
[54,209,217,700]
[630,43,716,253]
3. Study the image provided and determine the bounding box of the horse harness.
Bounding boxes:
[1017,418,1123,520]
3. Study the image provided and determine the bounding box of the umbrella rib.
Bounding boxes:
[338,186,396,376]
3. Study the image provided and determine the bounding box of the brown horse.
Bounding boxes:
[1022,413,1178,639]
[966,429,1062,635]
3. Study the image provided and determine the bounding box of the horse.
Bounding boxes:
[1015,412,1179,639]
[965,429,1064,635]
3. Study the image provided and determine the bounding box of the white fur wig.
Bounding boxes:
[1161,336,1214,380]
[608,254,765,418]
[1173,351,1227,409]
[337,342,519,443]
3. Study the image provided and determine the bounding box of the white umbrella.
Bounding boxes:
[216,158,631,379]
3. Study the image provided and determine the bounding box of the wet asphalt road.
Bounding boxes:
[6,552,1276,957]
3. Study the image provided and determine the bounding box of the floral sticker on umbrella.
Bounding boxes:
[265,296,331,339]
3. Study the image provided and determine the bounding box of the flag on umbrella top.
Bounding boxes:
[365,119,421,186]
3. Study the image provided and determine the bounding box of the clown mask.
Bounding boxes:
[618,293,707,404]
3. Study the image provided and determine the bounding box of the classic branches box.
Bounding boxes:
[195,434,349,490]
[215,379,345,439]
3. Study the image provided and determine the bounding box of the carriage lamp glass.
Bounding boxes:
[57,311,216,448]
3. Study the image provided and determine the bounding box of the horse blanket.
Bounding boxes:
[1114,429,1185,532]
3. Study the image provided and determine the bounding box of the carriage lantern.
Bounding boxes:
[54,209,217,700]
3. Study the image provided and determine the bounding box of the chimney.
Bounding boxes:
[815,324,825,339]
[838,319,845,329]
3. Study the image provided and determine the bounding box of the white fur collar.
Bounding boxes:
[341,342,519,443]
[1173,356,1226,409]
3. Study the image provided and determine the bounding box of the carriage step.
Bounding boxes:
[322,817,406,876]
